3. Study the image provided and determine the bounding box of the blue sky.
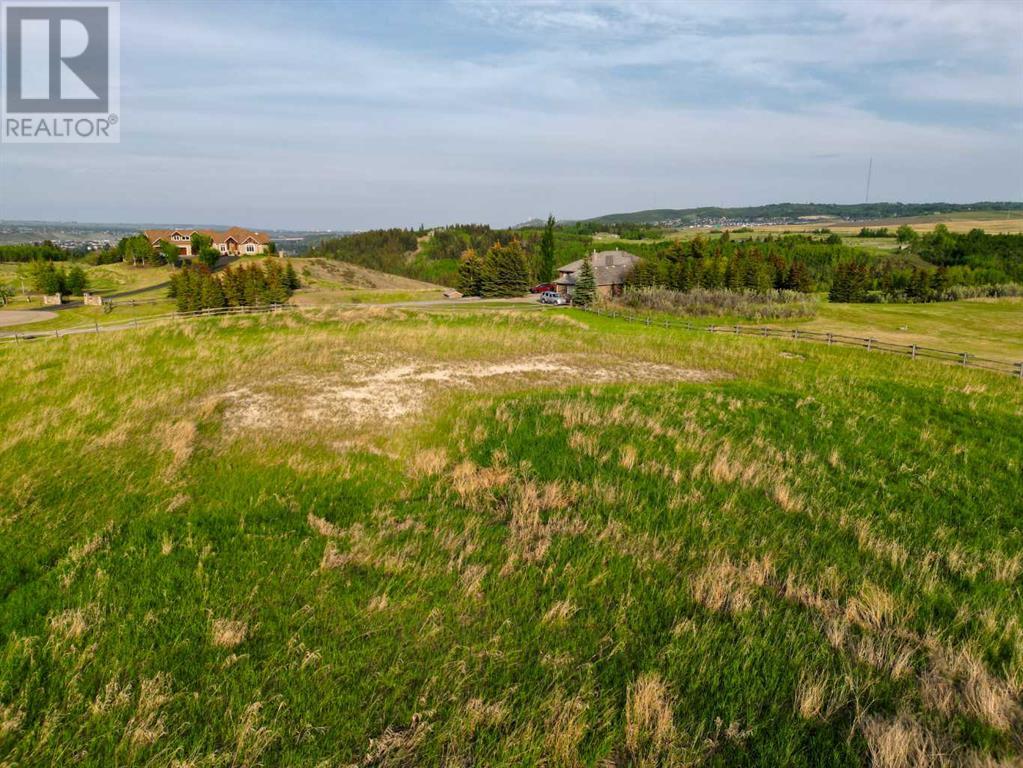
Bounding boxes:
[2,0,1021,229]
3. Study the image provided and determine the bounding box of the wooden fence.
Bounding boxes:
[0,300,548,345]
[0,304,294,344]
[583,306,1023,380]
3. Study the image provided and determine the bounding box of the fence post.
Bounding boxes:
[827,333,833,346]
[762,327,768,337]
[910,344,917,360]
[866,338,872,352]
[15,332,20,344]
[55,329,59,338]
[686,321,692,331]
[734,325,740,335]
[94,320,99,334]
[134,319,139,329]
[1017,362,1023,380]
[961,352,968,366]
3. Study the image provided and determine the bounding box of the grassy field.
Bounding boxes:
[790,298,1023,362]
[0,307,1020,766]
[287,258,446,306]
[0,258,447,334]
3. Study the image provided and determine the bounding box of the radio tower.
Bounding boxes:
[864,158,873,204]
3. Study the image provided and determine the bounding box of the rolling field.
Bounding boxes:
[0,307,1021,766]
[792,298,1023,362]
[287,258,447,306]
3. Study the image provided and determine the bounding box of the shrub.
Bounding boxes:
[618,287,817,320]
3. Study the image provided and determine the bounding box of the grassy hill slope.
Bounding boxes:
[0,308,1020,766]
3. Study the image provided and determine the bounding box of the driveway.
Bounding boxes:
[0,309,57,327]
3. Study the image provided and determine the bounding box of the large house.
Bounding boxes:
[144,227,271,258]
[554,250,639,298]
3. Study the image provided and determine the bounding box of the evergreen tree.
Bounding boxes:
[457,248,485,296]
[481,241,528,297]
[572,258,597,306]
[907,268,931,302]
[283,260,300,290]
[786,260,812,292]
[198,246,220,270]
[65,265,88,296]
[158,240,180,266]
[930,266,949,301]
[190,232,213,259]
[537,214,557,283]
[200,274,226,309]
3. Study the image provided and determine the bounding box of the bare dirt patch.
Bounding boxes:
[222,355,722,432]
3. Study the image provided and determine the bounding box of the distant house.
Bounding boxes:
[144,227,271,258]
[554,250,639,298]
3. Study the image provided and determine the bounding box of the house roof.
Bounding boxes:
[144,227,270,246]
[554,250,639,287]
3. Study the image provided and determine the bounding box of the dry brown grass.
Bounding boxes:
[624,673,676,766]
[356,712,432,767]
[861,715,942,768]
[408,447,448,478]
[542,599,578,626]
[794,672,847,721]
[232,701,278,767]
[48,605,93,643]
[0,704,24,738]
[691,556,755,614]
[544,690,590,765]
[307,511,344,538]
[124,674,172,750]
[211,619,248,649]
[160,419,197,476]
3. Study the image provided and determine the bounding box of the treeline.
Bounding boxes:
[456,241,530,297]
[828,260,1020,304]
[309,229,419,275]
[168,260,299,312]
[23,261,89,295]
[582,202,1023,227]
[908,226,1023,284]
[310,222,574,287]
[624,234,844,294]
[0,241,72,263]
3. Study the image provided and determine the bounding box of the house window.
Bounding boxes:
[246,245,255,253]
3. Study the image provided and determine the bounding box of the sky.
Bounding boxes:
[1,0,1021,230]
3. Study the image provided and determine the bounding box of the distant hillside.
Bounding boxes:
[581,202,1023,227]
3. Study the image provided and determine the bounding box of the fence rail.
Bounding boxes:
[583,306,1023,380]
[0,304,294,344]
[0,299,548,346]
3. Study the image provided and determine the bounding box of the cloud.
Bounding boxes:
[1,0,1020,228]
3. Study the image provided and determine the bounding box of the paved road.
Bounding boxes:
[0,309,57,328]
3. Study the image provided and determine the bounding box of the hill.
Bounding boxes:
[0,306,1020,765]
[580,202,1023,227]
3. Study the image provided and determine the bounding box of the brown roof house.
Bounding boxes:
[144,227,271,257]
[554,250,639,298]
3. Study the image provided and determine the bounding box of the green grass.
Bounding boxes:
[0,307,1020,766]
[0,299,177,333]
[787,297,1023,361]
